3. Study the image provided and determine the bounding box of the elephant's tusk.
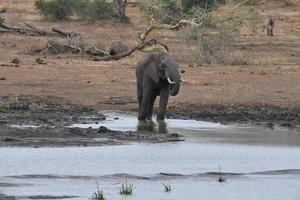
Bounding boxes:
[167,77,176,84]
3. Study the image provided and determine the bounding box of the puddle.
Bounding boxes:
[68,111,300,146]
[69,111,227,131]
[1,111,300,199]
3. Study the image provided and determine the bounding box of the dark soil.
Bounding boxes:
[167,103,300,127]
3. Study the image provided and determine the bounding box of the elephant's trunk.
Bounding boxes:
[169,81,180,96]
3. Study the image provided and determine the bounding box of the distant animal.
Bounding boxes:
[136,52,181,121]
[263,17,274,36]
[109,41,129,56]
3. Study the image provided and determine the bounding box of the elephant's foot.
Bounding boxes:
[146,116,153,121]
[156,114,165,121]
[138,115,146,121]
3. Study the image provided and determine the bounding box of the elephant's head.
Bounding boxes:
[149,53,181,96]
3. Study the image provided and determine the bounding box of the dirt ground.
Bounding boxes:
[0,0,300,131]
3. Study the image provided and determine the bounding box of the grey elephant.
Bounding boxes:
[136,52,181,121]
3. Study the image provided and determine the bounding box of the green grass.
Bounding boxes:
[93,181,106,200]
[218,166,226,183]
[162,183,172,192]
[120,182,133,195]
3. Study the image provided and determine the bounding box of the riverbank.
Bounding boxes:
[0,95,299,147]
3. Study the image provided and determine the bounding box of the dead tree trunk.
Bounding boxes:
[112,0,128,23]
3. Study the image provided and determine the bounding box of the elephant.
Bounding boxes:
[136,52,181,121]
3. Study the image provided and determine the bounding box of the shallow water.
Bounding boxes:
[70,111,300,146]
[1,111,300,200]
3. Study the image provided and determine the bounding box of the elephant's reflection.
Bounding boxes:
[137,120,168,134]
[157,121,167,133]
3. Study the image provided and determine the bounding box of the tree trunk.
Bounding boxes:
[112,0,128,23]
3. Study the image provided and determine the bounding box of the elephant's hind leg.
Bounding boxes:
[157,87,169,121]
[137,85,143,114]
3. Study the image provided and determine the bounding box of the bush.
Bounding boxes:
[181,0,225,12]
[35,0,114,21]
[139,0,182,24]
[35,0,73,20]
[72,0,114,20]
[155,0,182,24]
[177,5,261,64]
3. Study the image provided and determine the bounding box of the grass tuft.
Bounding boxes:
[92,180,106,200]
[218,166,226,183]
[162,183,172,192]
[120,182,133,195]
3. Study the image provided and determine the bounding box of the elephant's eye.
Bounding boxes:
[160,64,166,70]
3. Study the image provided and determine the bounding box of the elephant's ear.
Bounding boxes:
[146,55,161,84]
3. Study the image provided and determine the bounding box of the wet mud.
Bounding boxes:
[1,95,299,147]
[167,103,300,127]
[5,169,300,181]
[0,96,182,147]
[0,194,76,200]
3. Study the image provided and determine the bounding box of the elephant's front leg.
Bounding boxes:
[138,85,154,121]
[157,86,169,121]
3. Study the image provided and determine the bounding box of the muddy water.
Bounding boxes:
[1,111,300,200]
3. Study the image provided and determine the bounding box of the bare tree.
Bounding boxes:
[112,0,129,22]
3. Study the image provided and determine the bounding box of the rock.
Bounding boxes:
[11,58,21,64]
[264,121,274,129]
[109,40,129,56]
[97,126,109,133]
[280,122,293,127]
[35,58,47,65]
[3,137,18,142]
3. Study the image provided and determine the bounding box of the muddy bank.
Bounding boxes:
[0,194,76,200]
[1,95,299,147]
[0,96,182,147]
[167,103,300,127]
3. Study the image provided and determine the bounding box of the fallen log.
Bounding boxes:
[32,40,109,57]
[52,28,77,39]
[0,21,78,38]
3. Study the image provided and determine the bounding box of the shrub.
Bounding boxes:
[72,0,114,20]
[35,0,114,21]
[156,0,182,24]
[35,0,73,20]
[139,0,182,24]
[181,0,226,12]
[177,4,261,64]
